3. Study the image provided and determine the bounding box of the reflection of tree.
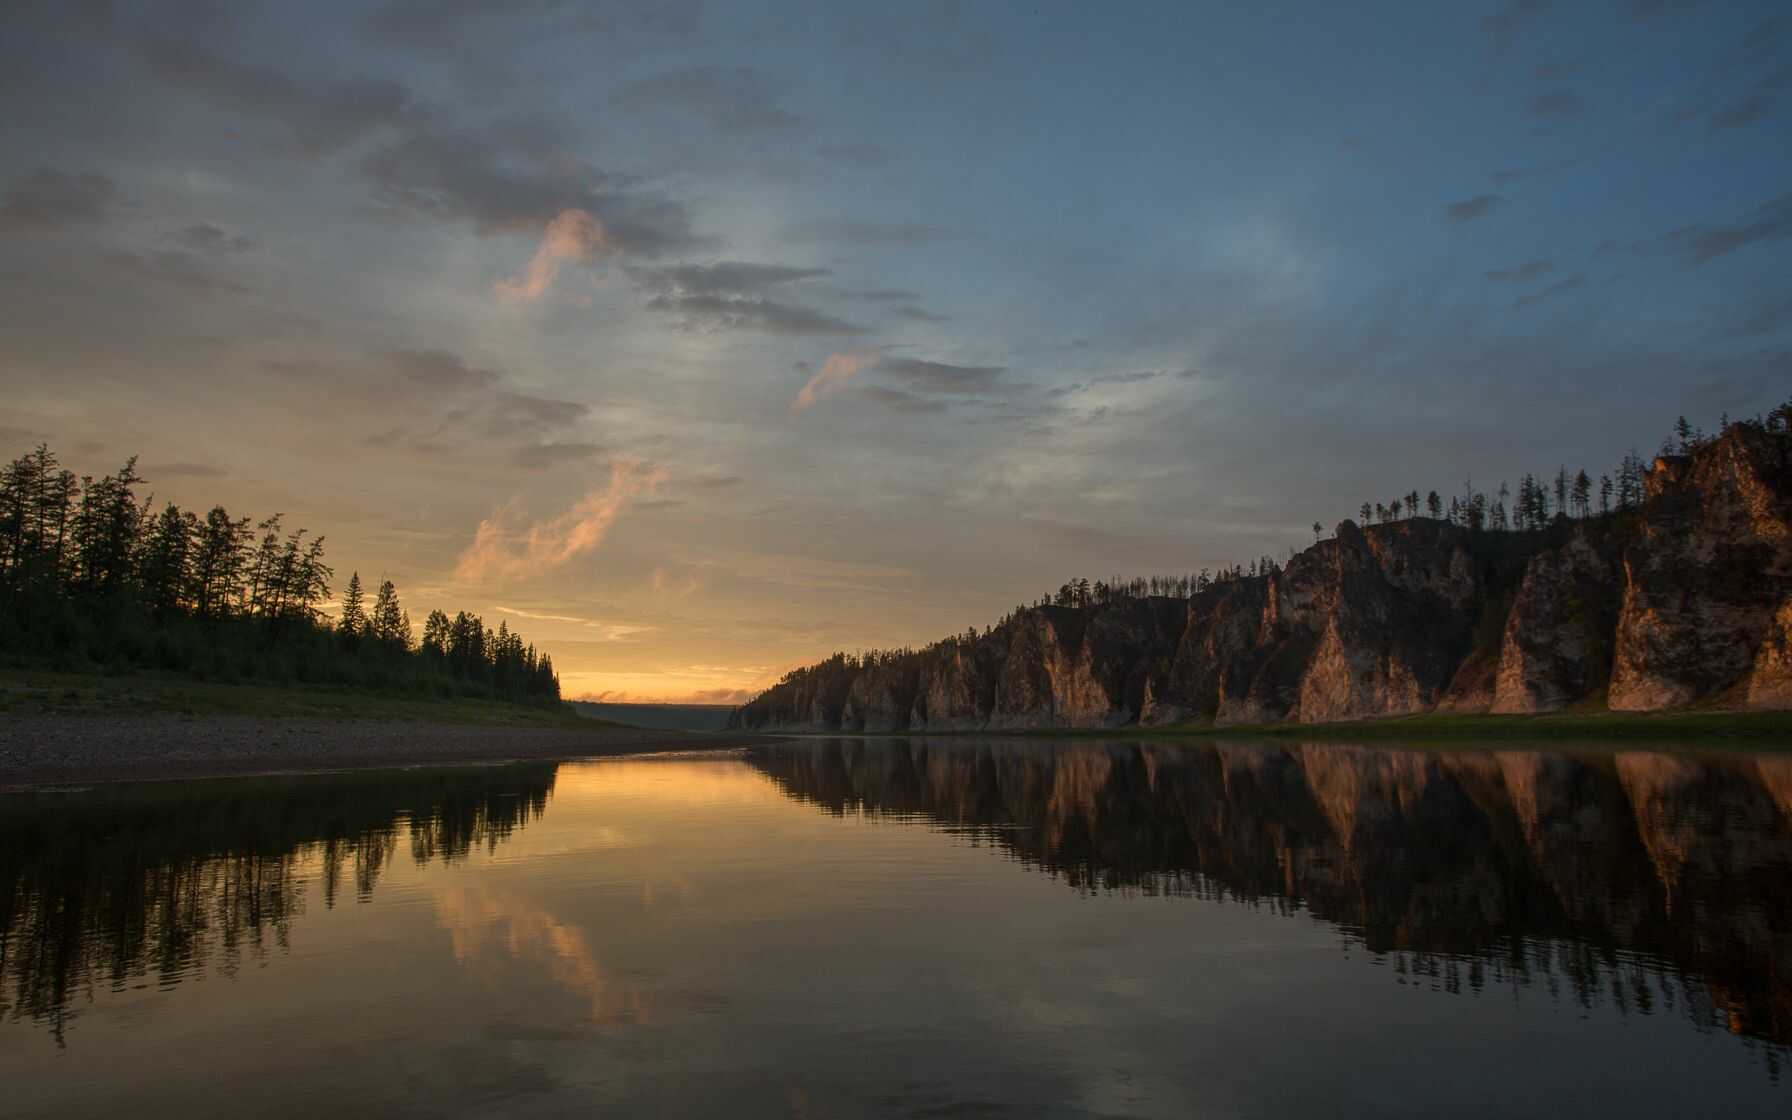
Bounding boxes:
[0,764,557,1044]
[747,739,1792,1064]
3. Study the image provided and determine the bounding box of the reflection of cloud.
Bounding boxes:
[496,208,607,302]
[456,459,666,583]
[791,351,872,415]
[434,885,647,1024]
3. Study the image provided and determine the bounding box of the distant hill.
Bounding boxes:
[570,702,735,731]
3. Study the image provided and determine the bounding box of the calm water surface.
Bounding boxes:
[3,738,1790,1117]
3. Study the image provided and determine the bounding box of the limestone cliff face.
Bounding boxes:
[734,426,1792,730]
[1490,531,1622,713]
[1609,429,1792,710]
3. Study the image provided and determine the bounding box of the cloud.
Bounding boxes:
[646,294,867,334]
[174,222,254,254]
[104,250,248,296]
[1483,0,1555,56]
[781,220,956,245]
[270,349,588,446]
[455,459,665,583]
[833,287,919,302]
[0,168,117,232]
[1533,62,1581,80]
[1485,259,1554,282]
[862,385,948,414]
[815,142,890,167]
[386,348,501,391]
[1514,272,1586,308]
[492,605,655,640]
[791,351,873,415]
[627,261,867,335]
[1629,0,1706,20]
[614,66,803,133]
[514,441,607,470]
[138,34,410,155]
[1482,0,1551,55]
[627,261,830,295]
[690,473,743,490]
[364,0,701,49]
[877,357,1005,395]
[1526,91,1584,118]
[1733,297,1792,337]
[1675,20,1790,133]
[894,304,950,322]
[1666,192,1792,263]
[496,208,608,302]
[1445,194,1501,223]
[360,122,703,254]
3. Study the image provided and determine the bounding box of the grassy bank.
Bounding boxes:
[0,669,593,727]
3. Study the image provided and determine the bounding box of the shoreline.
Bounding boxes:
[726,707,1792,745]
[0,713,777,790]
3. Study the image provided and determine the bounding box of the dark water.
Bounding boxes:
[3,739,1790,1118]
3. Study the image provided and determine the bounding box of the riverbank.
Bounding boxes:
[0,714,769,788]
[0,670,766,788]
[733,707,1792,744]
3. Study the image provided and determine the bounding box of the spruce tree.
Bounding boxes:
[372,579,404,648]
[338,571,365,643]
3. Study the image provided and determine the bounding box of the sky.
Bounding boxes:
[2,1,1789,702]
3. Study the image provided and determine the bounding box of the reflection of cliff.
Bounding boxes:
[0,764,557,1043]
[748,739,1792,1053]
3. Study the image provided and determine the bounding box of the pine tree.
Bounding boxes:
[1426,491,1442,520]
[338,571,365,643]
[371,579,404,648]
[1598,474,1613,515]
[1572,469,1591,518]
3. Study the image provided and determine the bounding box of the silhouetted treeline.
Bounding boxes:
[1044,402,1792,609]
[0,444,559,704]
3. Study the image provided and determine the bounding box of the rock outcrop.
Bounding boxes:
[734,425,1792,730]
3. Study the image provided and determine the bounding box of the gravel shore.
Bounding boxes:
[0,715,765,788]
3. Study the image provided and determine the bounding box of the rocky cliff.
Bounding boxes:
[734,424,1792,730]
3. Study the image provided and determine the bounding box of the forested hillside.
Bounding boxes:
[0,445,559,705]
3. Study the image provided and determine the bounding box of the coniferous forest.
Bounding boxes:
[0,444,560,705]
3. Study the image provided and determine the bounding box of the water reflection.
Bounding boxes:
[0,764,556,1043]
[4,739,1791,1113]
[746,738,1792,1059]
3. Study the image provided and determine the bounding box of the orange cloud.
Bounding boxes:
[495,208,607,302]
[456,458,665,583]
[790,350,872,415]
